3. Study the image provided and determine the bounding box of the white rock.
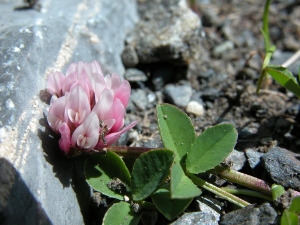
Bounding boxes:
[186,101,205,116]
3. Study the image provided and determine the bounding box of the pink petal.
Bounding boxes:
[104,75,112,88]
[92,60,103,75]
[47,71,65,97]
[110,98,125,133]
[83,63,96,94]
[114,80,131,107]
[66,85,91,127]
[92,88,114,120]
[47,96,67,132]
[71,112,100,150]
[102,118,116,131]
[58,122,72,155]
[77,61,85,76]
[94,75,107,102]
[62,71,77,94]
[66,63,77,76]
[110,74,121,90]
[95,120,138,150]
[70,70,92,101]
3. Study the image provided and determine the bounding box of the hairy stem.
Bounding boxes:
[211,165,272,195]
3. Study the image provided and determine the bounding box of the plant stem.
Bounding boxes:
[104,146,153,157]
[262,0,271,52]
[211,165,272,195]
[187,173,250,208]
[221,187,273,201]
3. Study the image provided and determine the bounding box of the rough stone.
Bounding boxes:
[245,148,265,170]
[201,87,220,102]
[124,68,148,82]
[122,0,202,65]
[225,149,246,171]
[213,41,235,57]
[0,0,138,224]
[262,147,300,191]
[220,203,277,225]
[131,89,148,111]
[220,205,259,225]
[164,84,193,108]
[121,45,139,67]
[171,212,218,225]
[196,196,222,222]
[258,203,278,225]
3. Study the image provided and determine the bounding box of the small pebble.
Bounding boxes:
[186,101,205,116]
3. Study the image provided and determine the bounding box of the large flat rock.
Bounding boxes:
[0,0,138,224]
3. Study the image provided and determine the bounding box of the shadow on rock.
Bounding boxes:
[0,158,52,225]
[38,116,92,224]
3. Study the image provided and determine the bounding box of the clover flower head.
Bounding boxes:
[47,60,137,156]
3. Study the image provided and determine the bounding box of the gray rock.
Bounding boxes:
[131,89,148,110]
[225,149,246,171]
[124,68,148,82]
[201,87,220,102]
[171,212,218,225]
[122,0,202,65]
[198,68,215,79]
[202,8,219,27]
[262,147,300,191]
[239,127,257,139]
[220,205,259,225]
[245,148,264,170]
[0,158,52,225]
[213,41,234,57]
[220,203,277,225]
[164,84,193,108]
[196,196,222,222]
[0,0,138,224]
[122,45,139,67]
[258,203,278,225]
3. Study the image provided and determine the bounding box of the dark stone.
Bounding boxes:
[258,203,278,225]
[151,64,177,90]
[201,87,220,102]
[220,205,259,225]
[122,45,139,67]
[220,203,277,225]
[202,8,219,27]
[262,147,300,191]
